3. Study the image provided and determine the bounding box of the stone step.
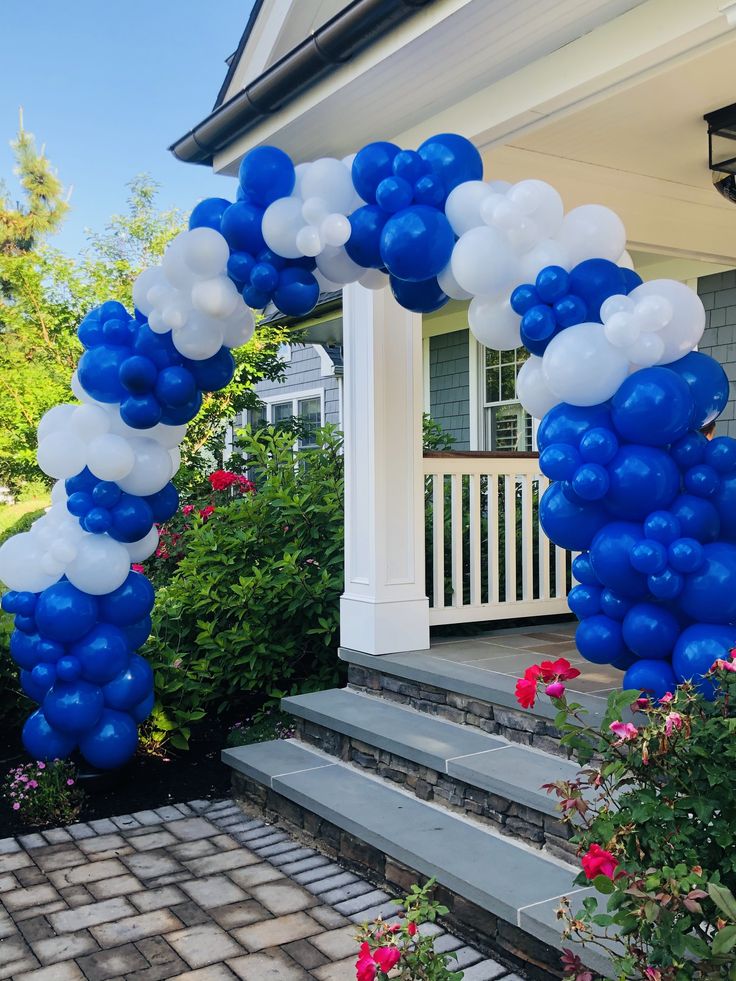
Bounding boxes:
[222,739,610,978]
[281,688,580,852]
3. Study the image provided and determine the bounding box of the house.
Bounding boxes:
[171,1,736,972]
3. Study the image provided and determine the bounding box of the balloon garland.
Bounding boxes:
[0,133,732,769]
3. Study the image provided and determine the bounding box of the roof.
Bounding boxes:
[213,0,266,110]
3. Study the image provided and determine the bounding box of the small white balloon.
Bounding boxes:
[478,192,507,227]
[320,214,351,248]
[41,553,66,577]
[191,277,239,319]
[604,312,640,349]
[221,306,256,348]
[132,267,165,316]
[162,233,194,290]
[508,180,563,238]
[618,249,635,270]
[600,294,634,321]
[50,538,78,564]
[506,215,541,254]
[627,332,665,367]
[556,204,626,266]
[125,526,159,562]
[488,179,512,193]
[437,262,472,301]
[516,356,559,419]
[50,480,68,506]
[161,295,192,331]
[183,227,230,278]
[296,225,322,258]
[148,309,170,335]
[65,534,131,595]
[445,181,492,236]
[172,316,224,361]
[87,433,136,481]
[293,161,310,198]
[468,296,521,350]
[301,158,355,215]
[451,226,520,298]
[302,196,329,225]
[634,295,673,331]
[629,280,705,364]
[262,197,304,259]
[38,404,76,441]
[316,245,363,285]
[37,433,87,480]
[70,404,111,441]
[542,323,629,406]
[117,438,173,496]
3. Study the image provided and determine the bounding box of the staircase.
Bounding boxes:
[223,626,613,979]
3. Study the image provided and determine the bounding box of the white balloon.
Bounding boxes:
[314,270,342,293]
[488,179,512,193]
[161,294,192,331]
[301,158,355,215]
[516,356,559,419]
[634,295,673,331]
[556,205,626,266]
[50,538,78,564]
[162,233,194,290]
[117,438,173,496]
[172,316,224,361]
[38,404,76,441]
[41,553,65,577]
[296,225,322,258]
[169,446,181,475]
[148,309,170,335]
[627,332,665,367]
[50,480,68,506]
[468,296,521,350]
[262,197,304,259]
[629,280,705,364]
[132,267,165,316]
[87,433,136,481]
[507,180,563,238]
[221,306,256,348]
[604,312,640,348]
[0,533,60,592]
[519,239,571,281]
[358,269,388,290]
[302,197,329,225]
[191,277,239,319]
[543,323,630,406]
[316,246,363,285]
[437,262,472,301]
[506,215,541,254]
[183,227,229,278]
[445,181,492,236]
[488,198,522,233]
[320,214,351,248]
[451,227,520,298]
[293,162,310,198]
[70,404,111,441]
[618,249,635,270]
[65,535,131,595]
[144,422,188,449]
[37,432,87,479]
[125,526,159,562]
[600,294,634,321]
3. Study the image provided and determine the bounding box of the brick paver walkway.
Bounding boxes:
[0,799,520,980]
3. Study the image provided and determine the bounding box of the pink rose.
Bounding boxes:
[545,681,566,699]
[664,712,683,736]
[609,720,638,743]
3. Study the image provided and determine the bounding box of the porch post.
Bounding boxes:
[340,282,430,655]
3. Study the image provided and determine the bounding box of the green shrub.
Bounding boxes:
[143,425,344,749]
[0,504,47,544]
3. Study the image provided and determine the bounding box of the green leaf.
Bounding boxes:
[709,883,736,921]
[592,875,615,895]
[712,924,736,957]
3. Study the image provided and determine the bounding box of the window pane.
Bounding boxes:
[485,366,500,404]
[272,401,293,424]
[500,363,516,401]
[485,347,499,368]
[297,396,322,448]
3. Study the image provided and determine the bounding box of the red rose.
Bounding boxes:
[538,658,580,682]
[374,947,401,973]
[356,943,377,981]
[515,664,541,708]
[581,843,619,881]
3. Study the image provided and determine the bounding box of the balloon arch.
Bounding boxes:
[1,134,733,769]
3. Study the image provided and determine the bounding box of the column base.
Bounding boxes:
[340,594,430,655]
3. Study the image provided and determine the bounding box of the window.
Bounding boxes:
[483,347,533,452]
[266,391,324,449]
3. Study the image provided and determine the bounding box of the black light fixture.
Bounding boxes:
[704,102,736,203]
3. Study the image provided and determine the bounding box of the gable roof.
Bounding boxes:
[213,0,266,110]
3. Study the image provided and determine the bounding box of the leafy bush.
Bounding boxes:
[143,425,344,749]
[4,759,84,826]
[0,505,47,544]
[225,710,296,748]
[515,656,736,980]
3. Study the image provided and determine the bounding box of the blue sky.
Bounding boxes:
[1,1,256,257]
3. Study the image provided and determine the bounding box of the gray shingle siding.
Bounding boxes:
[429,329,470,449]
[253,344,341,426]
[697,270,736,437]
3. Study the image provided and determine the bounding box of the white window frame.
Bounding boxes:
[476,344,536,453]
[260,387,326,448]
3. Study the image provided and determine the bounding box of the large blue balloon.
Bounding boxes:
[99,572,155,626]
[417,134,483,194]
[672,623,736,697]
[576,615,627,664]
[713,472,736,541]
[622,603,680,660]
[623,660,677,701]
[537,403,612,451]
[79,709,139,770]
[539,481,609,552]
[77,345,129,403]
[388,275,448,314]
[120,395,162,430]
[35,582,98,644]
[131,691,155,724]
[124,615,152,651]
[159,390,202,425]
[119,355,158,395]
[238,146,295,207]
[589,521,649,598]
[345,205,388,268]
[10,631,45,670]
[103,654,154,711]
[145,483,179,524]
[189,197,232,231]
[670,494,720,543]
[132,323,180,369]
[22,710,77,761]
[568,259,626,320]
[606,445,680,520]
[380,206,455,283]
[109,495,154,544]
[273,268,320,317]
[70,624,131,684]
[611,368,694,447]
[220,202,266,255]
[668,351,729,428]
[155,366,196,408]
[352,142,400,203]
[680,542,736,623]
[43,681,104,735]
[187,347,236,392]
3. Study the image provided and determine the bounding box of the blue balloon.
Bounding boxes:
[668,537,705,573]
[250,262,279,294]
[622,603,680,660]
[630,539,668,575]
[568,259,626,320]
[352,142,400,203]
[672,623,736,697]
[539,481,609,552]
[417,133,483,194]
[243,285,271,309]
[568,584,602,619]
[579,427,618,465]
[412,174,445,208]
[132,323,180,369]
[622,269,643,293]
[671,432,707,470]
[220,202,266,255]
[611,649,638,671]
[572,552,599,585]
[14,614,36,634]
[109,494,154,544]
[680,541,736,623]
[103,654,154,711]
[27,662,56,701]
[159,390,202,425]
[155,366,196,408]
[56,656,82,682]
[388,275,448,314]
[668,352,729,429]
[576,615,626,665]
[606,445,680,520]
[392,149,429,185]
[145,483,179,523]
[189,197,232,231]
[671,494,720,543]
[273,267,320,317]
[380,206,454,283]
[66,467,98,496]
[78,313,104,349]
[99,572,155,627]
[10,631,44,670]
[684,464,720,498]
[84,507,112,535]
[131,691,155,724]
[376,176,413,213]
[12,592,37,617]
[35,582,98,643]
[187,347,236,392]
[119,356,157,395]
[600,589,634,621]
[70,624,130,684]
[535,266,569,304]
[120,395,162,429]
[238,146,295,207]
[92,481,121,508]
[706,435,736,474]
[102,318,136,346]
[573,463,609,501]
[520,305,557,355]
[590,521,649,598]
[22,710,77,761]
[623,660,677,701]
[100,300,128,322]
[643,510,682,544]
[124,615,152,651]
[510,284,539,316]
[648,568,684,601]
[611,368,694,447]
[78,345,129,402]
[79,709,138,770]
[67,491,93,518]
[552,294,588,328]
[345,205,388,268]
[44,681,104,734]
[539,443,581,481]
[537,403,612,451]
[227,251,255,285]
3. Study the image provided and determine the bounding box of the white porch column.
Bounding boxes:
[340,283,430,655]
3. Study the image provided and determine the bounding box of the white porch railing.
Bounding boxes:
[423,452,573,626]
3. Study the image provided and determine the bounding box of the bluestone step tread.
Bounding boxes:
[282,688,578,815]
[222,740,579,941]
[339,646,606,725]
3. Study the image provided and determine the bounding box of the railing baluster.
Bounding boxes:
[520,474,533,602]
[538,475,551,601]
[504,474,516,603]
[451,472,463,607]
[432,473,444,610]
[488,473,499,605]
[469,472,481,607]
